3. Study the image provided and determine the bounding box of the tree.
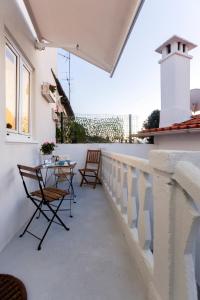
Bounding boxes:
[143,110,160,144]
[60,115,124,143]
[69,121,87,143]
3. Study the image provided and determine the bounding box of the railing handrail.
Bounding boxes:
[173,161,200,202]
[102,149,200,300]
[102,151,151,174]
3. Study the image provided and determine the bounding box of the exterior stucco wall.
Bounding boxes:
[154,133,200,151]
[0,0,57,252]
[56,143,155,182]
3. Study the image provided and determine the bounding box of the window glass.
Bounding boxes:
[5,45,17,130]
[21,65,30,133]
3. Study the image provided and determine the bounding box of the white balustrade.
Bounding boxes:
[101,150,200,300]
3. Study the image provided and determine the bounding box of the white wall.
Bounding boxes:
[155,133,200,151]
[56,143,155,182]
[0,0,57,252]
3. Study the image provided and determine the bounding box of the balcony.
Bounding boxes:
[0,184,146,300]
[1,145,200,300]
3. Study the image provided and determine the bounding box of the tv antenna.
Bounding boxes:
[58,51,72,102]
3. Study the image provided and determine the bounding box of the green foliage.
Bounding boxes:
[68,121,87,143]
[143,110,160,129]
[56,126,62,143]
[58,116,124,143]
[143,110,160,144]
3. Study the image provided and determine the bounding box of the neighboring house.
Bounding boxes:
[138,36,200,150]
[0,0,58,252]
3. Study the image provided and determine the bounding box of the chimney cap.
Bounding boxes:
[155,35,197,54]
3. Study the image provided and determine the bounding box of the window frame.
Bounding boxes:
[5,34,32,137]
[19,59,32,135]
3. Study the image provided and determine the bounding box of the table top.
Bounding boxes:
[41,161,77,169]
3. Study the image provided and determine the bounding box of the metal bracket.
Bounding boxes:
[35,40,79,51]
[35,40,46,51]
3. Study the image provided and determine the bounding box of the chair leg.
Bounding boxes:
[81,175,88,186]
[20,207,40,237]
[93,179,97,189]
[37,198,69,250]
[80,175,84,186]
[80,170,87,186]
[69,175,76,203]
[69,197,73,218]
[46,199,70,231]
[20,201,49,237]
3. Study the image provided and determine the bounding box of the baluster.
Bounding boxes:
[101,157,105,182]
[127,166,138,228]
[109,159,114,195]
[102,157,106,183]
[113,160,117,202]
[120,163,128,214]
[138,170,152,251]
[116,161,121,205]
[105,157,109,187]
[112,160,116,200]
[107,158,110,192]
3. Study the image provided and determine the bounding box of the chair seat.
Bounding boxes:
[79,168,97,173]
[31,187,69,202]
[55,172,76,177]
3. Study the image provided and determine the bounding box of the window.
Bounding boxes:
[5,37,32,135]
[5,44,17,130]
[21,65,30,133]
[166,44,171,54]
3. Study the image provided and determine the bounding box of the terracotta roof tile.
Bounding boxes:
[139,114,200,135]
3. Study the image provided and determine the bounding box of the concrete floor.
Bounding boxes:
[0,185,146,300]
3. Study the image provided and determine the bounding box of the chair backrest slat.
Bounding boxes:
[84,150,101,173]
[20,171,40,181]
[18,164,44,199]
[18,165,43,181]
[86,150,101,164]
[18,165,38,172]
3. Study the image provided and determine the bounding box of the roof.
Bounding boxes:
[138,115,200,137]
[155,35,197,54]
[51,69,75,117]
[24,0,145,76]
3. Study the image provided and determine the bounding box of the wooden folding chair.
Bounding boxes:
[79,150,101,189]
[17,164,70,250]
[54,161,76,199]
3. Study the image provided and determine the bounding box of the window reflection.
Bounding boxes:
[5,45,17,130]
[22,65,30,133]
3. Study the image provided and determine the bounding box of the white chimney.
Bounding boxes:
[156,35,197,127]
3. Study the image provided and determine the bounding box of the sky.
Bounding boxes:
[57,0,200,130]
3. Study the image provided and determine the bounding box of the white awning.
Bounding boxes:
[24,0,144,75]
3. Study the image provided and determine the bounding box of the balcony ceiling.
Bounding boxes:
[24,0,144,75]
